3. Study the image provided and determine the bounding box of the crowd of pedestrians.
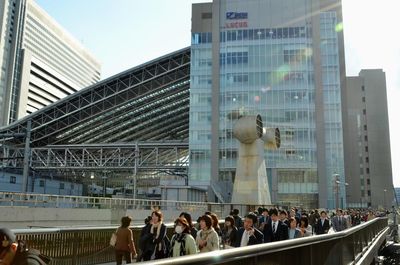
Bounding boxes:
[111,207,385,264]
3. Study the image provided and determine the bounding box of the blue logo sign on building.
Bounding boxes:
[226,12,248,20]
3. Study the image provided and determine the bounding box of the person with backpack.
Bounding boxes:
[0,228,50,265]
[169,217,197,257]
[0,228,17,265]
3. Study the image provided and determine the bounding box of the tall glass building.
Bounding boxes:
[189,0,346,209]
[0,0,101,126]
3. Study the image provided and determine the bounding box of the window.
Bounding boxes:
[60,183,64,189]
[364,125,367,131]
[201,12,212,19]
[359,167,364,174]
[364,135,368,141]
[363,109,366,115]
[362,97,365,102]
[367,190,371,196]
[367,179,370,185]
[71,184,74,190]
[365,146,368,152]
[365,157,369,163]
[39,180,45,187]
[10,176,16,184]
[362,85,365,91]
[366,168,370,174]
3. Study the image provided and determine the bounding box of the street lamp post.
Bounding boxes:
[333,174,349,209]
[334,174,340,209]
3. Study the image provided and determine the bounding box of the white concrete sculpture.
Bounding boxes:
[231,114,280,205]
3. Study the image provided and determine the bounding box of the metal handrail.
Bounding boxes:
[0,191,203,205]
[0,191,273,223]
[139,217,389,265]
[10,217,388,265]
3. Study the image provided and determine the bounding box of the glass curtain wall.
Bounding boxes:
[320,11,345,209]
[189,33,213,186]
[218,0,318,208]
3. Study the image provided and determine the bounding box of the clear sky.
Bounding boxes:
[35,0,400,186]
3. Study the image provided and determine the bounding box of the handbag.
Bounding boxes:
[109,229,118,247]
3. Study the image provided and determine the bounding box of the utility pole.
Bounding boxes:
[334,174,340,209]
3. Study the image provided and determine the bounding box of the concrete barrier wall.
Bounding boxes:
[0,207,112,228]
[0,207,207,229]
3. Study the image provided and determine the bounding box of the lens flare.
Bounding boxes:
[335,22,343,32]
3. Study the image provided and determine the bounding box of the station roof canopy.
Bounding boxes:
[0,47,191,148]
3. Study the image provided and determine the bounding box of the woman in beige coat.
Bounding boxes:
[195,214,220,252]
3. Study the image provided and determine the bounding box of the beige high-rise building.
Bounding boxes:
[343,69,394,208]
[0,0,101,126]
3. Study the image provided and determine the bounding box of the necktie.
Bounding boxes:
[272,222,276,233]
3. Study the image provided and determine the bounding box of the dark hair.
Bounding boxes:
[280,210,287,216]
[0,228,15,243]
[205,211,212,215]
[180,212,194,228]
[262,208,269,213]
[225,215,235,226]
[121,216,132,228]
[210,213,220,230]
[269,208,279,216]
[289,217,297,226]
[144,216,152,224]
[320,211,327,215]
[152,210,163,222]
[300,217,309,228]
[232,209,239,215]
[175,217,191,234]
[199,214,213,229]
[245,212,258,224]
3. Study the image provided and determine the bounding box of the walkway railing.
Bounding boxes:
[13,224,167,265]
[12,218,388,265]
[0,191,272,220]
[141,217,389,265]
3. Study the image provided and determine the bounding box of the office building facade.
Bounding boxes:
[344,69,394,208]
[189,0,347,209]
[0,0,100,126]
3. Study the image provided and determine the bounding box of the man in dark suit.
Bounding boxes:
[332,209,347,232]
[315,211,331,235]
[257,208,270,231]
[235,212,264,247]
[263,208,289,243]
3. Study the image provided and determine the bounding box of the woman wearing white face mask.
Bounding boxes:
[169,217,198,257]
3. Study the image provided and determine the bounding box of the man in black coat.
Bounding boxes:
[263,208,289,243]
[315,211,331,235]
[235,212,264,247]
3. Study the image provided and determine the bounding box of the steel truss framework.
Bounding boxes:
[0,48,191,183]
[2,142,188,171]
[0,47,191,147]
